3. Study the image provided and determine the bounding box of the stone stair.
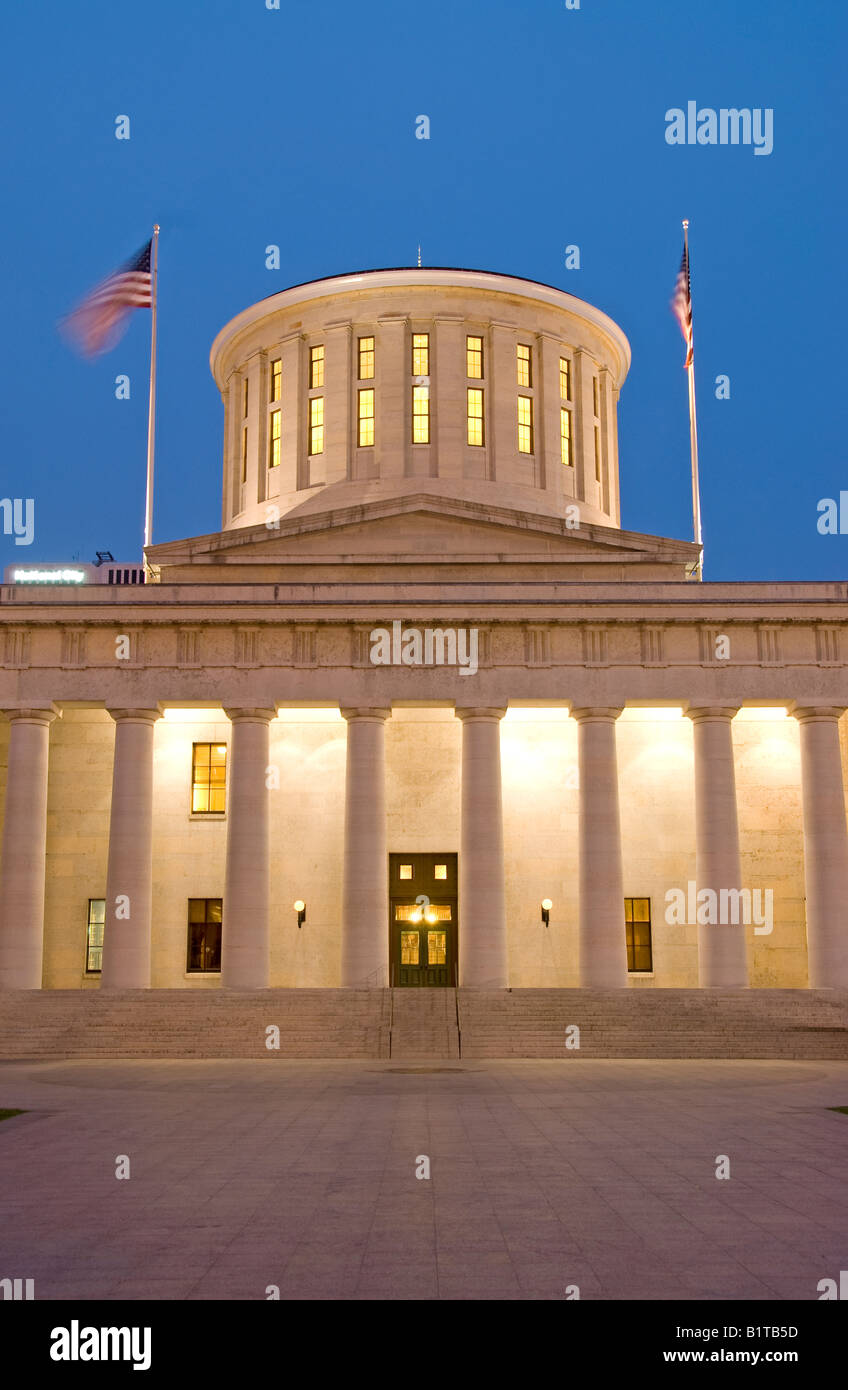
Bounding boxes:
[456,988,848,1060]
[389,988,460,1058]
[0,987,845,1061]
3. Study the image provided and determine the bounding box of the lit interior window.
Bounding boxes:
[518,395,533,454]
[467,388,484,446]
[399,864,413,880]
[412,333,429,376]
[310,344,324,389]
[559,356,570,401]
[270,358,281,402]
[560,407,572,466]
[192,742,227,814]
[516,344,532,388]
[412,385,430,443]
[466,335,483,378]
[86,898,105,973]
[358,388,375,447]
[269,409,281,468]
[401,931,419,965]
[434,864,447,879]
[308,396,324,455]
[358,336,375,380]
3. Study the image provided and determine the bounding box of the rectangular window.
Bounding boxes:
[270,358,281,403]
[559,356,571,401]
[594,424,601,481]
[309,396,324,455]
[191,742,227,814]
[625,898,653,972]
[516,343,532,388]
[358,388,375,447]
[517,395,534,454]
[466,335,483,378]
[268,409,281,468]
[187,898,223,974]
[412,332,429,376]
[592,375,600,417]
[412,385,430,443]
[467,387,484,447]
[309,344,324,389]
[358,336,375,380]
[85,898,105,973]
[560,407,572,466]
[243,378,249,417]
[241,426,248,483]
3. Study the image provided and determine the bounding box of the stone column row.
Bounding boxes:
[0,702,846,989]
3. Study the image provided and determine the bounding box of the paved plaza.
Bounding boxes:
[0,1058,846,1301]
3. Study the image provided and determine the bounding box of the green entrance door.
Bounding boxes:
[389,853,457,987]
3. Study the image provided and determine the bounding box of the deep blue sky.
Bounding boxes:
[1,0,846,580]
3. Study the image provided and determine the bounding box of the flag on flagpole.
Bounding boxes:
[61,240,152,357]
[671,241,694,367]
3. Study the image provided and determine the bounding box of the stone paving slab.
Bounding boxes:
[0,1058,846,1300]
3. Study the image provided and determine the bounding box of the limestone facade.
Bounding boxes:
[1,270,846,991]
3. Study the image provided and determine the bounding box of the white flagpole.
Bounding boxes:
[683,219,704,581]
[143,224,160,559]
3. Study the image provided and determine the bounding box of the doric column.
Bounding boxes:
[456,708,508,988]
[686,706,749,988]
[221,708,276,989]
[793,705,848,987]
[572,707,627,987]
[0,706,59,988]
[340,708,390,986]
[101,708,161,990]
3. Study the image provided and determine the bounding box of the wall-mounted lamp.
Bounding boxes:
[294,899,306,929]
[541,898,552,927]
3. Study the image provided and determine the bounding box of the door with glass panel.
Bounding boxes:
[389,853,457,986]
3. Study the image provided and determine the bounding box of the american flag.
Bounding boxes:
[671,241,694,368]
[62,239,152,356]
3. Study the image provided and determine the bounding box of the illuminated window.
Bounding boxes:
[270,358,281,403]
[517,395,533,454]
[592,375,599,417]
[559,357,571,401]
[467,388,484,446]
[399,864,413,880]
[428,931,447,965]
[268,409,281,468]
[412,385,430,443]
[625,898,653,972]
[187,899,222,974]
[243,378,249,417]
[241,427,248,482]
[309,344,324,389]
[358,336,375,380]
[85,898,105,973]
[434,864,447,880]
[594,424,601,481]
[401,931,419,965]
[560,407,572,466]
[191,743,227,814]
[412,333,429,376]
[309,396,324,455]
[516,344,532,387]
[466,335,483,378]
[358,388,375,447]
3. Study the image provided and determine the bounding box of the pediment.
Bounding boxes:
[148,493,698,579]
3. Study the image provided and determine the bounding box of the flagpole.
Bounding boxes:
[683,219,704,581]
[143,224,160,559]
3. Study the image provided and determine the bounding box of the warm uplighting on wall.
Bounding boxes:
[162,708,223,722]
[734,707,790,721]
